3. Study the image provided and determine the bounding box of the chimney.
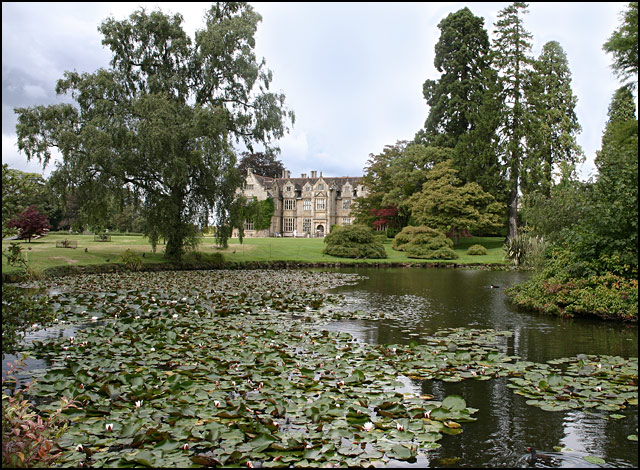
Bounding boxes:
[247,167,253,175]
[311,170,317,178]
[281,170,286,178]
[286,170,291,179]
[301,173,307,179]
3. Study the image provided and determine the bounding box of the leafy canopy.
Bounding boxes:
[407,160,505,242]
[14,3,294,259]
[7,206,52,242]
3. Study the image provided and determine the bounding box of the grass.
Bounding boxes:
[2,233,508,275]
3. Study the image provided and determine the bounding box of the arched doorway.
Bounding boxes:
[316,225,325,237]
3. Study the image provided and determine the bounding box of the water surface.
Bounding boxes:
[323,267,638,468]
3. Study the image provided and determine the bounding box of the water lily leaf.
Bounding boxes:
[387,444,415,460]
[442,395,466,411]
[583,456,606,465]
[250,433,279,452]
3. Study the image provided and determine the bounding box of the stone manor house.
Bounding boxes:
[233,168,368,237]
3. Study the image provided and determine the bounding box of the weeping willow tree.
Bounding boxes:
[15,3,294,259]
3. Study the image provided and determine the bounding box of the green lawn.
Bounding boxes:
[2,233,508,275]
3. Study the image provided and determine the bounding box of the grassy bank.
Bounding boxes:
[2,233,508,277]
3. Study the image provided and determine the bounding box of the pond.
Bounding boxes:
[2,268,637,468]
[322,267,638,467]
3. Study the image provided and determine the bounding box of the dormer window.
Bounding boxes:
[286,186,292,192]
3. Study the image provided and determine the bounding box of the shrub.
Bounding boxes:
[506,272,638,321]
[120,249,143,271]
[323,225,387,259]
[504,230,547,268]
[2,359,74,468]
[392,226,457,260]
[466,244,487,256]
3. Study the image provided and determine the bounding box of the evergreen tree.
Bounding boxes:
[415,7,504,204]
[416,7,493,148]
[524,41,583,196]
[491,2,534,239]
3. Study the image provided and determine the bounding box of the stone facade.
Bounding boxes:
[234,168,367,237]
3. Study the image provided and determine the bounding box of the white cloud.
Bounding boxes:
[2,2,634,183]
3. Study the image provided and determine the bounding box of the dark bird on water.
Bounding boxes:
[527,447,554,464]
[490,285,500,289]
[84,248,88,252]
[105,258,110,262]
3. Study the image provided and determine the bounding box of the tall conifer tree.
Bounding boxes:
[415,7,504,204]
[524,41,583,197]
[491,2,534,239]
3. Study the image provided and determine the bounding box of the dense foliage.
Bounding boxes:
[237,152,285,179]
[323,225,387,259]
[14,3,293,260]
[392,226,457,260]
[603,2,638,87]
[507,1,638,320]
[406,161,505,243]
[7,206,52,242]
[466,244,487,256]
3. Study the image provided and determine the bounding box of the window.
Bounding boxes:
[317,184,324,190]
[342,217,351,225]
[286,186,292,192]
[246,184,254,190]
[316,198,326,210]
[284,199,295,210]
[303,199,312,211]
[244,219,254,231]
[284,217,295,232]
[342,199,351,210]
[303,218,312,233]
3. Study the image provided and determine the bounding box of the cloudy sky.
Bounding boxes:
[2,2,631,182]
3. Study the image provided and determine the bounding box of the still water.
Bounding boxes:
[322,267,638,468]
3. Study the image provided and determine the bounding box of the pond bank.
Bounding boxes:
[2,259,515,283]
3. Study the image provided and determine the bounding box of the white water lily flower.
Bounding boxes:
[213,400,221,407]
[135,400,143,408]
[105,423,114,432]
[91,316,98,322]
[396,423,404,431]
[182,443,189,451]
[173,314,179,319]
[150,347,155,352]
[363,422,374,432]
[75,444,84,452]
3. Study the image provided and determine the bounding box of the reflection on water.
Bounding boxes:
[322,267,638,468]
[2,323,90,392]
